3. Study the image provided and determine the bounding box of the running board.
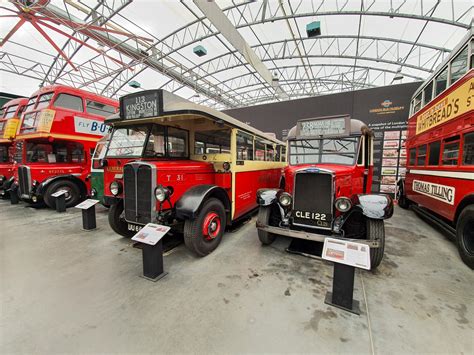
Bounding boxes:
[411,205,456,240]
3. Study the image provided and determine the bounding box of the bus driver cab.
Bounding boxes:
[256,115,394,270]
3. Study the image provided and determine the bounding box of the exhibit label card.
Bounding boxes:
[51,190,68,197]
[75,199,100,210]
[322,238,371,270]
[131,223,171,246]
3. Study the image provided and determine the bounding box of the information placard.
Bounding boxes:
[51,190,68,197]
[131,223,170,246]
[322,238,371,270]
[75,199,100,210]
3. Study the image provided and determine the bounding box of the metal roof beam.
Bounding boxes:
[193,0,288,100]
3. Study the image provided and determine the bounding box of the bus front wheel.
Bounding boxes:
[44,180,81,208]
[184,198,226,257]
[366,218,385,270]
[456,205,474,269]
[108,200,135,238]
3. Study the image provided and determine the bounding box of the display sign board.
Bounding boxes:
[131,223,170,246]
[75,199,100,210]
[74,116,108,136]
[51,189,68,197]
[121,91,160,120]
[296,115,350,138]
[322,238,371,270]
[2,118,19,139]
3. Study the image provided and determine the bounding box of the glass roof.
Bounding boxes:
[0,0,472,109]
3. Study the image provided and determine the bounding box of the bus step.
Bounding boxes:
[411,205,456,240]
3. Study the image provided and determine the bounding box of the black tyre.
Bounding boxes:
[108,200,135,238]
[184,198,226,257]
[456,205,474,269]
[44,180,81,208]
[367,218,385,270]
[257,206,278,245]
[396,182,410,209]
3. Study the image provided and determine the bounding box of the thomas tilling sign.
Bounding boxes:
[412,179,455,205]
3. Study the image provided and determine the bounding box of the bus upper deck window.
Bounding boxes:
[423,81,433,106]
[435,67,448,97]
[462,132,474,165]
[413,92,422,113]
[54,93,84,112]
[36,93,53,110]
[450,46,468,85]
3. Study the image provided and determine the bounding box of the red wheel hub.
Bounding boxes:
[202,212,221,240]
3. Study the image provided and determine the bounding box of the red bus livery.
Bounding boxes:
[12,85,118,208]
[398,29,474,269]
[0,97,28,197]
[103,89,286,256]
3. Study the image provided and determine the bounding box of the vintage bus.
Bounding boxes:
[102,89,286,256]
[397,28,474,269]
[256,115,392,270]
[0,97,28,198]
[90,134,110,206]
[12,85,118,208]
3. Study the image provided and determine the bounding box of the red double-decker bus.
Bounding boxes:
[0,97,28,198]
[397,29,474,269]
[12,85,118,208]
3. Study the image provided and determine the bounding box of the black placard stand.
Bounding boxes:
[55,194,66,213]
[140,240,167,282]
[9,190,19,205]
[82,205,96,230]
[324,263,360,315]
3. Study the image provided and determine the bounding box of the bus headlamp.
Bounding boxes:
[110,181,122,196]
[278,192,292,207]
[223,162,231,171]
[154,185,169,202]
[335,197,352,212]
[91,188,97,197]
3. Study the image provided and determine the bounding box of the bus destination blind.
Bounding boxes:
[297,116,348,137]
[122,92,160,120]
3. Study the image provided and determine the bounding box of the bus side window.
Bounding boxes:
[462,132,474,165]
[428,141,441,165]
[423,81,433,106]
[236,131,254,161]
[442,136,460,165]
[275,146,281,161]
[417,145,427,166]
[281,146,286,162]
[265,144,274,161]
[255,139,265,161]
[54,93,84,112]
[409,148,416,166]
[195,129,231,154]
[413,92,422,113]
[450,46,468,85]
[435,67,448,97]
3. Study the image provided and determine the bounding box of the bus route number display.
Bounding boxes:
[297,116,349,138]
[122,91,160,120]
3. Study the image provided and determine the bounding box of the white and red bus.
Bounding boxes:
[12,85,118,208]
[397,28,474,269]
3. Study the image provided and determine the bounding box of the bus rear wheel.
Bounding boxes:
[456,205,474,269]
[366,218,385,270]
[108,200,135,238]
[396,182,410,209]
[184,198,226,257]
[44,180,81,208]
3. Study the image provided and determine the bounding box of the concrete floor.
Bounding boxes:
[0,199,472,354]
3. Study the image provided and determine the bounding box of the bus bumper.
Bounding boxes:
[256,221,381,248]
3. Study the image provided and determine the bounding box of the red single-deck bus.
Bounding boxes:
[397,29,474,269]
[0,97,28,198]
[12,85,118,208]
[102,89,286,256]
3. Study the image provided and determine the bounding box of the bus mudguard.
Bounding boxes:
[356,194,394,219]
[175,185,231,220]
[257,188,281,206]
[37,175,87,198]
